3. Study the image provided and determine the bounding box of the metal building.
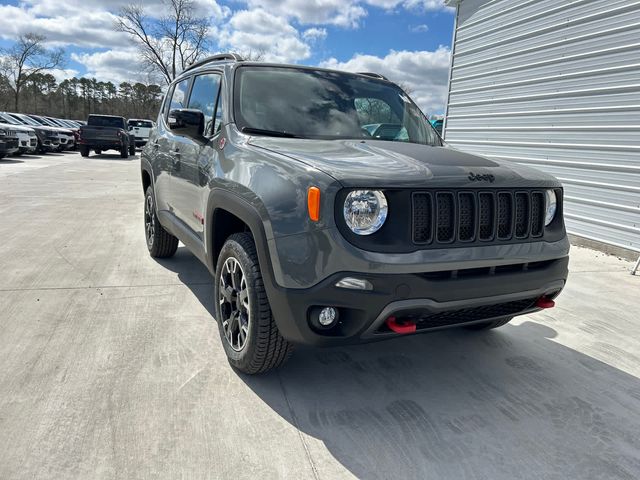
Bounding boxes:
[443,0,640,257]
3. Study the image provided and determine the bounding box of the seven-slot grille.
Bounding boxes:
[413,190,546,245]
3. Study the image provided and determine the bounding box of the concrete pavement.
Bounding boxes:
[1,151,639,479]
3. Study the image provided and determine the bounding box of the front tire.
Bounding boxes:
[129,144,136,156]
[214,233,292,374]
[120,145,128,158]
[465,316,514,330]
[80,145,90,157]
[144,186,178,258]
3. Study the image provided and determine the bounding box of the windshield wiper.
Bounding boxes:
[240,127,302,138]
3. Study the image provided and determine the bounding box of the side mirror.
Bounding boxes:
[168,109,205,138]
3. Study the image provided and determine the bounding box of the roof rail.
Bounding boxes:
[184,53,244,73]
[357,72,389,81]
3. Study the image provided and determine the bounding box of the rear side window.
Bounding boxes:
[187,73,221,136]
[128,120,153,128]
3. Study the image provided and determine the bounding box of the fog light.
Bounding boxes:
[319,307,337,326]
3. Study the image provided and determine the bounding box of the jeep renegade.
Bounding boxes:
[141,54,569,374]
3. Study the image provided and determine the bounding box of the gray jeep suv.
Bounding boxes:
[141,54,569,374]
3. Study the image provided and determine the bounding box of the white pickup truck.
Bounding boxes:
[127,119,155,148]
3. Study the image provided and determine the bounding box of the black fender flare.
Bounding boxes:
[204,188,277,287]
[140,157,154,189]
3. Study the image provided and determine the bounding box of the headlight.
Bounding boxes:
[0,129,6,136]
[343,190,388,235]
[545,189,557,226]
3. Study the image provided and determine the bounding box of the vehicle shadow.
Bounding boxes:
[154,246,214,316]
[0,159,25,164]
[88,153,137,161]
[154,248,640,479]
[239,323,640,479]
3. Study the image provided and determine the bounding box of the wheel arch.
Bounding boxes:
[205,189,275,284]
[140,158,154,194]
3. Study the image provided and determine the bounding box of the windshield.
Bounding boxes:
[0,113,20,125]
[234,66,440,145]
[128,120,153,128]
[32,116,54,126]
[11,114,39,126]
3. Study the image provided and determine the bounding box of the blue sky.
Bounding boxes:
[0,0,455,113]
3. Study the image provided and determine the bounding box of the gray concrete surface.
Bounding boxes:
[1,151,639,480]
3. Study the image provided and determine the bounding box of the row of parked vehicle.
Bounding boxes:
[0,112,156,160]
[0,112,85,159]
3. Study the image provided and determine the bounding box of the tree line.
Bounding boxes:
[0,71,163,120]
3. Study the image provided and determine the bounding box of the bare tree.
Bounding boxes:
[1,33,64,111]
[115,0,211,85]
[396,81,415,97]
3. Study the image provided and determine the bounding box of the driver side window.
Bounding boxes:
[187,73,222,137]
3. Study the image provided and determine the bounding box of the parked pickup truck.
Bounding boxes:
[78,114,136,158]
[127,119,154,148]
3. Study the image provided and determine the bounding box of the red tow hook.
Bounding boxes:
[386,316,417,334]
[535,297,556,309]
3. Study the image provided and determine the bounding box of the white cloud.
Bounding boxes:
[243,0,367,28]
[0,4,130,48]
[216,9,312,63]
[71,49,157,85]
[48,68,80,83]
[410,24,429,33]
[320,47,451,114]
[303,28,328,41]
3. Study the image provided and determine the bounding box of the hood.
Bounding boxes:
[248,137,560,188]
[0,122,34,134]
[46,126,73,135]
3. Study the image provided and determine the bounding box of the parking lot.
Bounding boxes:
[1,151,639,479]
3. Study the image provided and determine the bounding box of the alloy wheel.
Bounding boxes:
[144,194,156,248]
[218,257,251,351]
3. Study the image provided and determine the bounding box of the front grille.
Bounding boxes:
[414,297,537,330]
[413,190,547,246]
[378,297,538,334]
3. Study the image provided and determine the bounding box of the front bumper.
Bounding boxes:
[0,138,20,154]
[267,256,569,346]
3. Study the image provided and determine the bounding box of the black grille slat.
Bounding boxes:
[515,192,530,238]
[530,192,545,237]
[436,193,455,243]
[458,193,475,241]
[412,193,433,244]
[478,192,495,241]
[497,192,513,239]
[412,189,549,247]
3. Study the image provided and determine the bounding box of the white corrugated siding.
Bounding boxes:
[444,0,640,252]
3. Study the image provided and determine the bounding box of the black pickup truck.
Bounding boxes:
[78,114,135,158]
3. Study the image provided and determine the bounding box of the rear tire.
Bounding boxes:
[214,233,293,374]
[80,145,90,157]
[95,149,102,155]
[465,316,514,330]
[144,186,178,258]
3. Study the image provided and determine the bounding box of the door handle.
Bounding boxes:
[170,149,181,169]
